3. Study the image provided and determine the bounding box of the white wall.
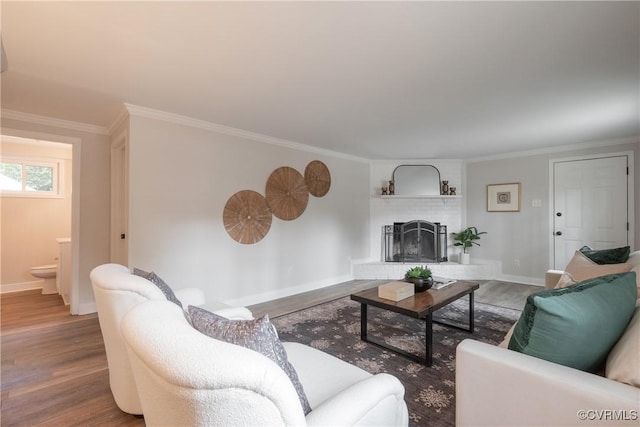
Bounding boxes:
[466,140,639,284]
[369,160,464,261]
[1,116,111,313]
[127,113,370,307]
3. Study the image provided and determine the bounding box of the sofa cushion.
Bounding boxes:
[132,268,183,308]
[579,245,631,264]
[188,305,311,414]
[564,251,631,282]
[508,272,637,372]
[606,302,640,387]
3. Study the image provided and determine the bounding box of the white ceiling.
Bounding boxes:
[1,1,638,160]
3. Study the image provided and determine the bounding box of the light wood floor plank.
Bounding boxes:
[1,291,143,427]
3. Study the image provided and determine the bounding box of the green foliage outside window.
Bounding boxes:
[25,165,53,191]
[0,161,55,193]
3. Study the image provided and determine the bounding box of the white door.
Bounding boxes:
[553,156,629,269]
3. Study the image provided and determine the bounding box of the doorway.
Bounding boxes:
[1,129,81,314]
[551,153,632,269]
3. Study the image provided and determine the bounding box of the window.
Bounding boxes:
[0,157,60,197]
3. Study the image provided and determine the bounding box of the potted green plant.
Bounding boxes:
[404,265,433,292]
[452,226,487,264]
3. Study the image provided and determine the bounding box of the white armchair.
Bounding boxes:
[121,299,409,426]
[90,263,252,414]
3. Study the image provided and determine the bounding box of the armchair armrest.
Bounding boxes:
[174,289,253,319]
[456,339,640,427]
[208,305,253,320]
[544,270,564,289]
[174,287,206,307]
[305,373,408,426]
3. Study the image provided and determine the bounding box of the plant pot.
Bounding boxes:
[405,277,433,292]
[460,253,470,265]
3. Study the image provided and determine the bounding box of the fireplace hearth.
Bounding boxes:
[383,220,447,263]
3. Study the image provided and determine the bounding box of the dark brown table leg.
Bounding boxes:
[425,312,433,367]
[433,292,475,333]
[360,303,368,340]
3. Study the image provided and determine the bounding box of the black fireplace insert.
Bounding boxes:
[383,220,447,263]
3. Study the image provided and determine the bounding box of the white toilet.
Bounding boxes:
[30,264,58,294]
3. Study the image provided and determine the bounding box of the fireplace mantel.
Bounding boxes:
[380,195,462,200]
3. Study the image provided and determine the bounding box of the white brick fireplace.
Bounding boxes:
[356,160,500,281]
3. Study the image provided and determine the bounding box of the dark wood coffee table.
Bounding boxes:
[350,280,479,366]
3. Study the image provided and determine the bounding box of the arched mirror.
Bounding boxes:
[392,165,441,196]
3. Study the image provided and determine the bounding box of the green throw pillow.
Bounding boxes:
[508,272,637,372]
[579,245,630,265]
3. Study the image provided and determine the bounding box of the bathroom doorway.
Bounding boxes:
[0,134,76,313]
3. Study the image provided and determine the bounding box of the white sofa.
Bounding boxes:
[121,299,410,426]
[456,339,640,426]
[90,263,252,415]
[456,250,640,426]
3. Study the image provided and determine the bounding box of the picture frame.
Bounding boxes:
[487,183,521,212]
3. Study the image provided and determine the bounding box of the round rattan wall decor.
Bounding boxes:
[304,160,331,197]
[223,190,272,244]
[265,166,309,221]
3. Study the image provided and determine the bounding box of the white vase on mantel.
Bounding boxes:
[460,253,470,265]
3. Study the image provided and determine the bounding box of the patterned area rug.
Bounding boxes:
[272,296,521,427]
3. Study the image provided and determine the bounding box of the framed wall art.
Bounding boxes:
[487,183,521,212]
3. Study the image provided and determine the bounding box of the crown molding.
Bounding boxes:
[465,136,640,163]
[1,109,110,135]
[107,105,130,136]
[124,103,369,163]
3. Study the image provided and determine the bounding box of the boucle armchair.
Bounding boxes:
[121,299,409,426]
[90,263,252,415]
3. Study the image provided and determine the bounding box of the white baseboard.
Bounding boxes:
[1,280,43,293]
[495,274,545,287]
[224,274,354,308]
[77,302,97,315]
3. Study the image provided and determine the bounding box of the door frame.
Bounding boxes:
[110,131,128,265]
[2,127,82,314]
[548,151,635,269]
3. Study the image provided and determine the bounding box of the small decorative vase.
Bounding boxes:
[460,253,470,265]
[441,180,449,195]
[449,187,456,195]
[405,276,433,292]
[388,180,395,195]
[381,187,388,195]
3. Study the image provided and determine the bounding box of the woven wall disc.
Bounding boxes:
[265,166,309,221]
[304,160,331,197]
[223,190,272,244]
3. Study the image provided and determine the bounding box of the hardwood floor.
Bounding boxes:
[1,280,537,426]
[247,279,384,318]
[1,290,143,427]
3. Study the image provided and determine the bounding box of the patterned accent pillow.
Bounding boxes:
[579,245,631,265]
[132,268,183,308]
[188,305,311,415]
